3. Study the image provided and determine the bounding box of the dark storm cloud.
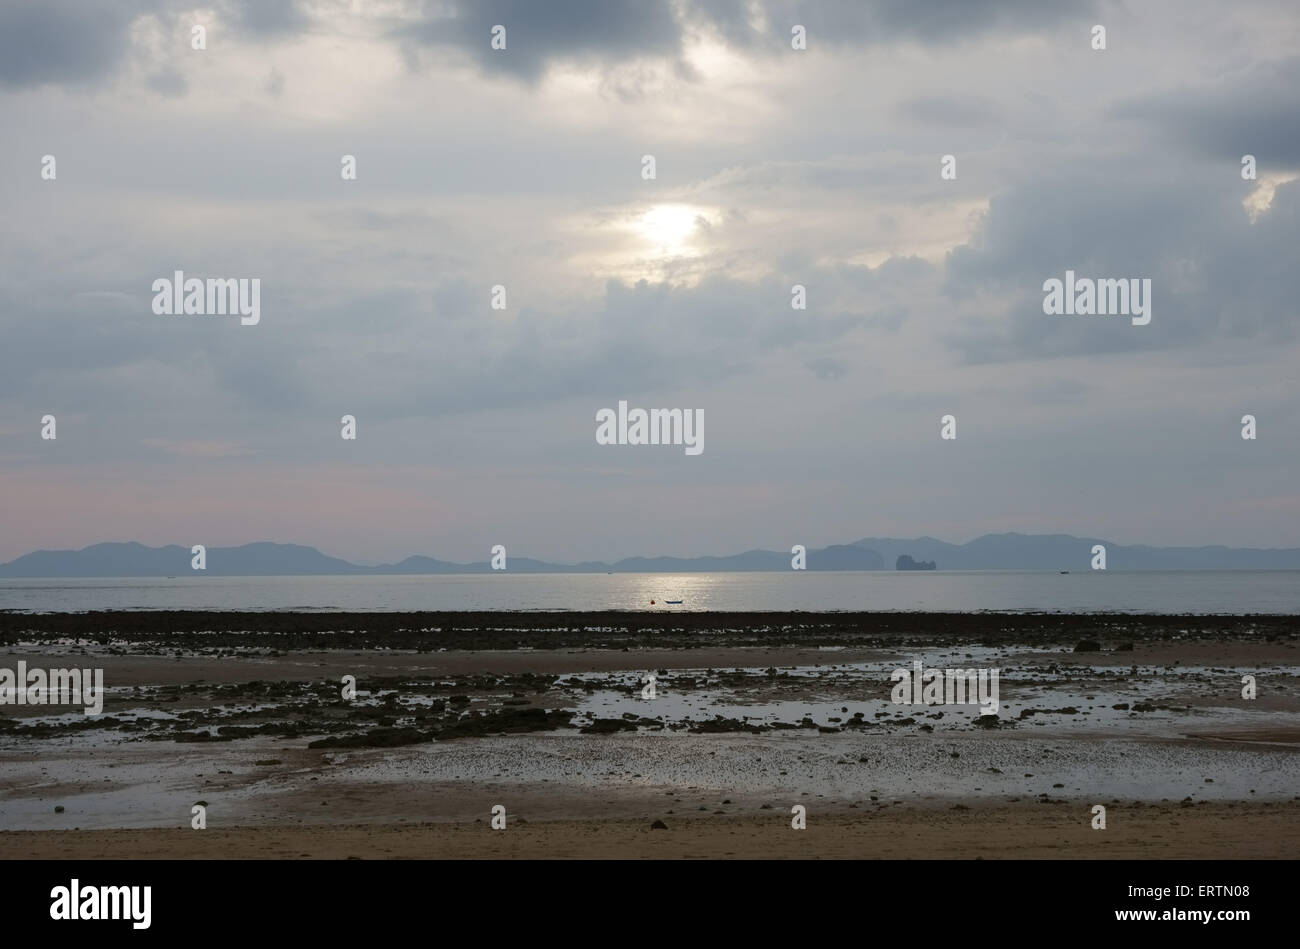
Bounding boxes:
[0,0,1099,91]
[395,0,1097,82]
[0,0,143,87]
[943,167,1300,363]
[396,0,683,81]
[1109,57,1300,167]
[0,0,310,89]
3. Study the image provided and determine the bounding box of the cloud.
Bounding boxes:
[943,168,1300,362]
[1110,56,1300,166]
[3,0,1299,559]
[0,0,144,88]
[394,0,684,82]
[0,0,313,90]
[231,0,308,37]
[896,94,1004,129]
[146,66,188,97]
[689,0,1098,47]
[391,0,1099,84]
[0,0,1103,95]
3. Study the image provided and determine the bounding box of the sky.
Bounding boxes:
[1,0,1298,565]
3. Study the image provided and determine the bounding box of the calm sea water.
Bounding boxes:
[0,571,1297,614]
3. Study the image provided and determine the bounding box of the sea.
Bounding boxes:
[0,570,1297,614]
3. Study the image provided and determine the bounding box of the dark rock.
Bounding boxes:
[308,726,432,749]
[579,717,638,734]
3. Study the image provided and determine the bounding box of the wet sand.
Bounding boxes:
[1,612,1297,858]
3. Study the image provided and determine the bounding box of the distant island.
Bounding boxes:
[2,533,1299,577]
[896,555,937,571]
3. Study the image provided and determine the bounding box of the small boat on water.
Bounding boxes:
[1060,570,1069,574]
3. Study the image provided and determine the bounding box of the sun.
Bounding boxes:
[638,204,702,254]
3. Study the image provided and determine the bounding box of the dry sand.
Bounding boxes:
[4,802,1296,859]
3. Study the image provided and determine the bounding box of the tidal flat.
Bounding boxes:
[1,611,1297,857]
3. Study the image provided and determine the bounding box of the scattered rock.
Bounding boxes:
[580,717,638,734]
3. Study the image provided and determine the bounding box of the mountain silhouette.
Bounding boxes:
[0,533,1297,577]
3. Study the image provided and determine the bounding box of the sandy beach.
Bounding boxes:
[6,803,1298,860]
[2,612,1297,859]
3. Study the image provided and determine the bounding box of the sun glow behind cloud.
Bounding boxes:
[572,203,718,282]
[1244,174,1299,223]
[638,204,706,254]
